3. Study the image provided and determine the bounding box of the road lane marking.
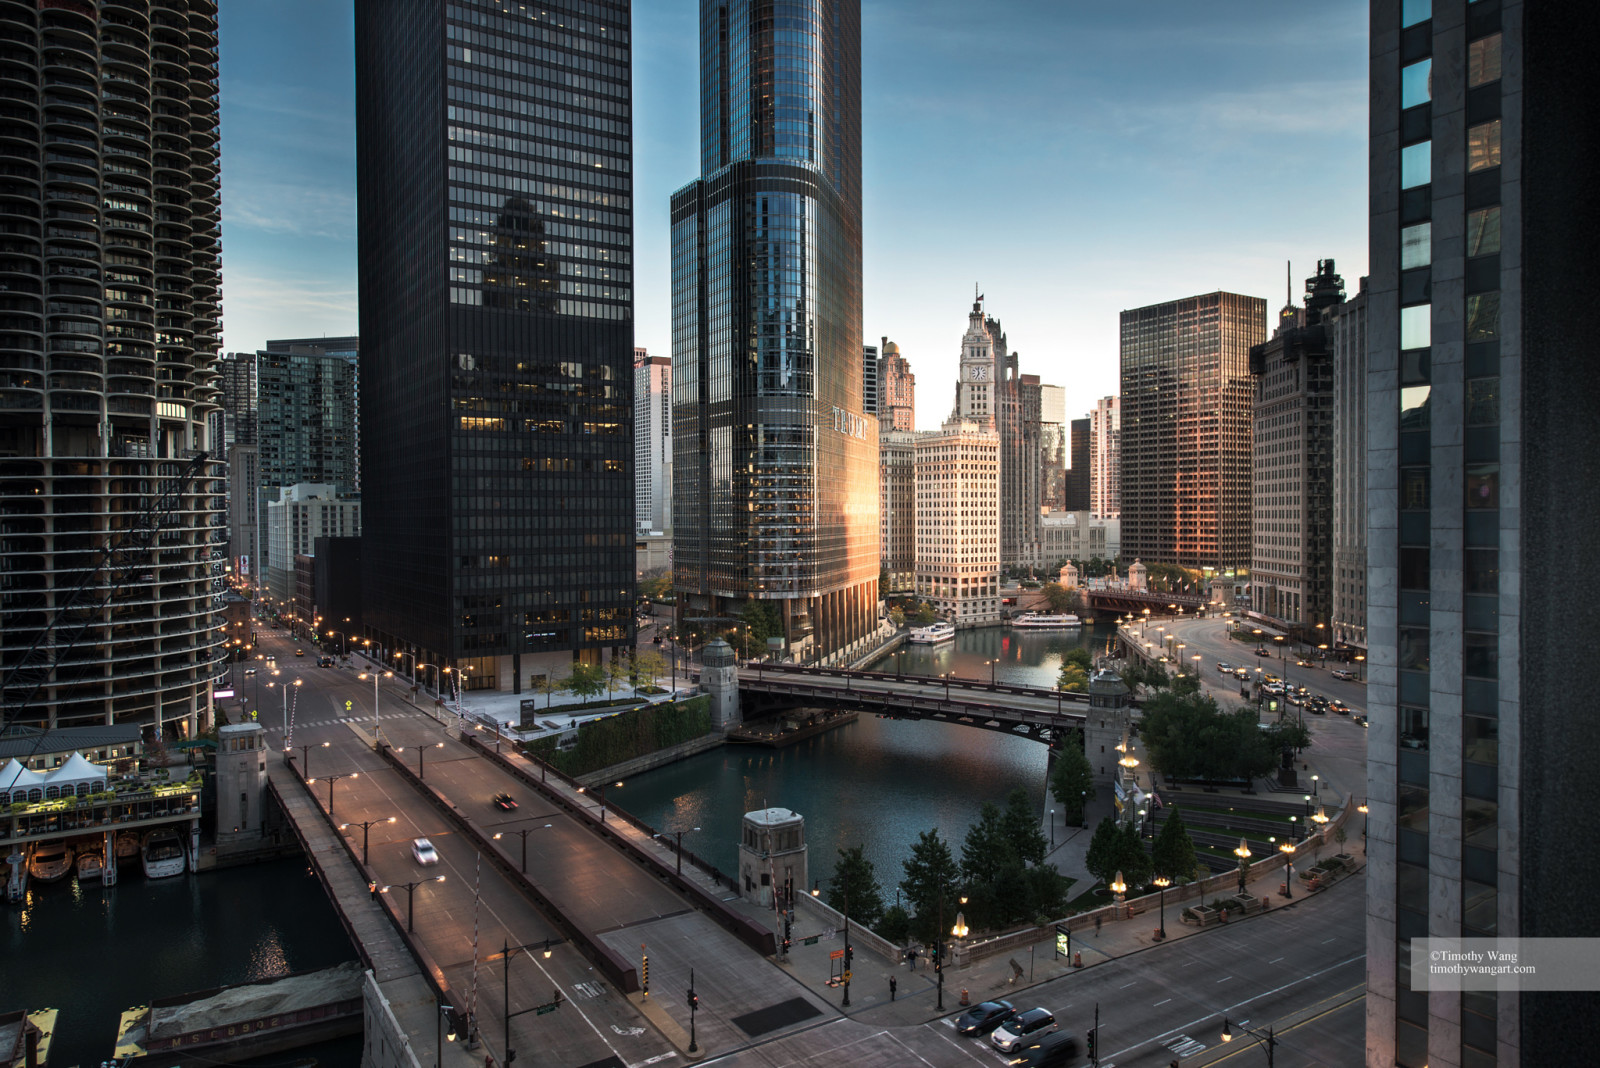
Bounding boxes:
[1120,981,1137,988]
[1153,998,1171,1006]
[1322,936,1337,943]
[1215,976,1233,983]
[1268,956,1284,963]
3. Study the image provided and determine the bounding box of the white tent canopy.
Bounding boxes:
[0,758,46,800]
[45,752,107,796]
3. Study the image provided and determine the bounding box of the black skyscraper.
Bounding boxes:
[355,0,634,694]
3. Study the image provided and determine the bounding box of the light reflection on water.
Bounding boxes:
[623,624,1114,893]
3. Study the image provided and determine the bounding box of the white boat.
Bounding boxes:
[1009,612,1081,629]
[142,830,186,879]
[908,622,956,644]
[76,844,104,883]
[28,841,74,883]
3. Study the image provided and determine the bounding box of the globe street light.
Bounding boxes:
[1279,839,1296,898]
[1233,838,1252,894]
[1152,874,1171,939]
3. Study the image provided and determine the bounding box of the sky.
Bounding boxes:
[217,0,1369,431]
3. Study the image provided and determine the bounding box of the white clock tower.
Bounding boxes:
[955,292,996,428]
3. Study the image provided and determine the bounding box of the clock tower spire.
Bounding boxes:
[954,290,996,428]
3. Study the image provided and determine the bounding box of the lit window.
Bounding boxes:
[1468,34,1502,87]
[1468,120,1502,172]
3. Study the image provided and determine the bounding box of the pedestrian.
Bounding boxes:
[1095,913,1103,938]
[890,975,897,1001]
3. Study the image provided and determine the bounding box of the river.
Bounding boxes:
[0,857,359,1068]
[621,622,1114,898]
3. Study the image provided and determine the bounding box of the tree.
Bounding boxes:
[960,803,1010,886]
[737,598,782,658]
[827,845,886,929]
[604,654,632,698]
[1022,864,1072,922]
[909,602,938,626]
[1000,788,1048,867]
[562,662,606,700]
[1151,808,1201,884]
[888,605,906,628]
[639,571,673,601]
[536,672,564,709]
[1058,647,1093,693]
[632,650,667,692]
[1041,582,1073,614]
[899,829,961,942]
[1048,738,1096,826]
[1084,817,1122,887]
[1116,821,1153,889]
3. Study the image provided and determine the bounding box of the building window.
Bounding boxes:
[1401,0,1430,27]
[1467,120,1502,172]
[1400,305,1431,349]
[1468,34,1502,87]
[1401,59,1432,108]
[1401,141,1431,189]
[1466,207,1500,257]
[1400,223,1432,269]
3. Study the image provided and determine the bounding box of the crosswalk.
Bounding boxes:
[264,712,418,732]
[1166,1032,1209,1058]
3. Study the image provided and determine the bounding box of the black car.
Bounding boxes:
[492,793,518,811]
[1016,1031,1081,1067]
[955,999,1015,1037]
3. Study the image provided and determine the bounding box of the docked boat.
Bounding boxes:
[142,830,186,879]
[76,842,105,883]
[28,840,74,883]
[908,621,956,644]
[1009,612,1082,629]
[115,829,143,865]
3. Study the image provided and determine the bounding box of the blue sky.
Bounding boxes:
[218,0,1368,430]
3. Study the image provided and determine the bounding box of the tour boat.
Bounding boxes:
[76,843,104,883]
[142,829,187,879]
[1009,612,1082,629]
[908,621,956,644]
[28,841,74,883]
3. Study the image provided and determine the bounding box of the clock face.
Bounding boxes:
[969,365,989,381]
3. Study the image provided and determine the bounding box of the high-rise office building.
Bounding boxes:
[879,429,915,596]
[1089,395,1121,519]
[266,335,360,492]
[1330,281,1367,656]
[671,0,877,661]
[1367,3,1598,1065]
[915,423,999,625]
[634,347,671,533]
[1038,383,1066,512]
[1119,291,1264,570]
[862,342,880,417]
[879,338,914,433]
[1248,260,1343,638]
[356,0,635,694]
[0,0,226,738]
[1063,417,1090,512]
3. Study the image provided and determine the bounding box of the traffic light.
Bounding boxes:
[688,990,699,1012]
[1086,1027,1096,1057]
[932,941,942,972]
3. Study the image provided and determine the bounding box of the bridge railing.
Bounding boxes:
[744,662,1092,705]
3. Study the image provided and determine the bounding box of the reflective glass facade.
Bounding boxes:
[672,0,877,659]
[356,0,634,689]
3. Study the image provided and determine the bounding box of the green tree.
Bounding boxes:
[878,904,911,944]
[1084,816,1123,887]
[632,650,667,691]
[1000,787,1048,867]
[1170,672,1201,695]
[888,605,906,628]
[899,828,961,942]
[604,654,633,698]
[1151,808,1201,884]
[1048,738,1096,826]
[1041,582,1073,613]
[827,845,886,929]
[562,662,606,700]
[1116,820,1153,889]
[960,803,1009,886]
[909,602,938,626]
[1057,647,1093,693]
[737,598,782,657]
[1022,864,1072,921]
[990,862,1033,926]
[536,672,564,709]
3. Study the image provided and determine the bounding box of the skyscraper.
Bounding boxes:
[634,347,671,533]
[1329,281,1367,656]
[1089,395,1121,519]
[0,0,226,738]
[1366,3,1599,1065]
[862,341,880,418]
[1063,416,1090,512]
[1038,383,1066,512]
[879,338,915,433]
[1119,291,1264,570]
[671,0,877,661]
[355,0,635,695]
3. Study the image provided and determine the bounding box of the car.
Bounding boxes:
[317,655,334,667]
[1307,700,1327,714]
[265,654,276,662]
[243,667,257,677]
[1295,658,1315,668]
[1234,667,1251,680]
[1354,714,1369,727]
[991,1008,1057,1053]
[492,793,518,812]
[1329,700,1351,715]
[1254,647,1270,657]
[1331,669,1355,681]
[955,999,1015,1037]
[1016,1031,1081,1067]
[1262,672,1280,684]
[411,838,439,866]
[1262,682,1285,696]
[295,649,305,657]
[1216,662,1233,673]
[1285,692,1304,706]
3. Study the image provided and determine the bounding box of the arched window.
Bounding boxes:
[45,785,60,800]
[28,788,43,802]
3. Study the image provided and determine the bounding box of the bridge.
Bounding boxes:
[738,663,1093,745]
[1082,586,1209,615]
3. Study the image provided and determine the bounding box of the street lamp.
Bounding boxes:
[1233,838,1252,894]
[494,823,554,873]
[437,1000,457,1067]
[1109,870,1127,904]
[286,740,329,776]
[985,658,997,685]
[500,937,563,1066]
[1279,839,1296,898]
[1354,653,1366,681]
[577,780,624,822]
[1358,800,1369,848]
[395,741,445,781]
[308,771,358,815]
[339,815,396,865]
[1152,874,1170,939]
[1191,653,1202,678]
[382,875,445,932]
[651,827,702,876]
[1220,1016,1277,1066]
[269,675,303,742]
[359,669,394,749]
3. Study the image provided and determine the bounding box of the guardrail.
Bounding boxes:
[459,733,777,958]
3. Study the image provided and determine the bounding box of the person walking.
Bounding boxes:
[889,975,897,1001]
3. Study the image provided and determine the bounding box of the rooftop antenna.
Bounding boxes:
[1286,260,1291,306]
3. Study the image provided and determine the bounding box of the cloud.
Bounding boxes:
[221,182,356,240]
[220,271,357,353]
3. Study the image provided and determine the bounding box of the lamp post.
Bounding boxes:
[1358,800,1369,849]
[494,823,554,874]
[1354,653,1366,681]
[1233,838,1252,894]
[841,887,852,1007]
[1176,642,1186,675]
[936,891,945,1011]
[437,1000,455,1068]
[578,780,624,822]
[1152,874,1170,939]
[383,875,445,932]
[986,658,997,685]
[270,675,302,739]
[338,815,396,865]
[308,771,358,816]
[359,669,394,749]
[1191,653,1202,679]
[652,827,701,876]
[287,740,328,777]
[396,741,444,781]
[1220,1016,1277,1066]
[500,937,561,1067]
[1048,809,1054,850]
[1279,839,1296,898]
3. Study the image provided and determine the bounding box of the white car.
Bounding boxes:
[991,1008,1057,1053]
[411,838,439,866]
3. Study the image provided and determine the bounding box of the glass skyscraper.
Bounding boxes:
[355,0,634,694]
[671,0,878,660]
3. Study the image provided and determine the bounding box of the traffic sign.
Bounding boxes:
[803,936,819,946]
[829,949,844,960]
[842,970,852,983]
[536,1003,558,1016]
